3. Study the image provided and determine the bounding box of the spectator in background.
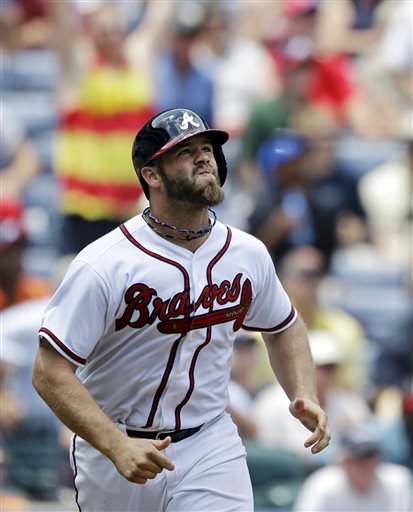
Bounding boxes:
[236,0,364,204]
[0,203,53,311]
[0,0,54,50]
[247,135,367,264]
[347,0,413,142]
[373,383,413,470]
[269,0,358,128]
[293,424,413,511]
[374,0,413,137]
[49,0,175,258]
[0,101,41,207]
[315,0,387,57]
[266,0,376,135]
[228,0,284,46]
[192,2,279,229]
[237,0,387,204]
[154,3,213,126]
[0,96,57,492]
[194,3,278,143]
[1,298,65,501]
[0,203,59,500]
[248,134,315,262]
[277,246,368,393]
[358,138,413,265]
[254,330,371,468]
[227,334,258,440]
[356,0,413,140]
[0,83,58,502]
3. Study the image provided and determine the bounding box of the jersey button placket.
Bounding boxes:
[191,257,205,300]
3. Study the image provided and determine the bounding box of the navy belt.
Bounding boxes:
[126,424,203,443]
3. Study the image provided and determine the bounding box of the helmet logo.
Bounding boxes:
[179,112,200,130]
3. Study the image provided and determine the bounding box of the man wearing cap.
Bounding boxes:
[253,329,371,467]
[294,424,412,511]
[33,108,330,511]
[227,334,259,440]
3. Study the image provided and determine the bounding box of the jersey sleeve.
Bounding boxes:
[38,260,115,366]
[242,245,297,333]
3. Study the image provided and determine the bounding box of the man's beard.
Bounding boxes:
[158,165,225,207]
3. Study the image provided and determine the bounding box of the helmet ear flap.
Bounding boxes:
[132,125,169,174]
[213,146,227,186]
[132,125,169,198]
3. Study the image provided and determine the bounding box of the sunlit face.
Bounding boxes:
[156,135,224,207]
[231,343,257,387]
[315,363,337,394]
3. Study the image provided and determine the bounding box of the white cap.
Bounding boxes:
[308,330,344,366]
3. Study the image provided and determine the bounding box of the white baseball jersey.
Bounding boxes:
[39,215,296,432]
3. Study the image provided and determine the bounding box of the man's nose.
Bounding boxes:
[194,147,209,163]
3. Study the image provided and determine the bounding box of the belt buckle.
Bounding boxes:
[155,429,176,440]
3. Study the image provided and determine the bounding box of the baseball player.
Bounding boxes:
[33,108,330,512]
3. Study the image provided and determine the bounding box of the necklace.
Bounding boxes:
[142,207,217,241]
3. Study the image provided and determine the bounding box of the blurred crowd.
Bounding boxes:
[0,0,412,510]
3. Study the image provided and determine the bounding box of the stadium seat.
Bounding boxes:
[245,441,305,510]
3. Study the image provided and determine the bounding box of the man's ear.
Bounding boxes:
[140,166,161,192]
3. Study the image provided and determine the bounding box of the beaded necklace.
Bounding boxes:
[142,207,217,241]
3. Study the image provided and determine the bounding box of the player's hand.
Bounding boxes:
[289,398,330,454]
[112,436,175,484]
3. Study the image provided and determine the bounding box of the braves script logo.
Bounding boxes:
[116,273,252,334]
[179,112,200,130]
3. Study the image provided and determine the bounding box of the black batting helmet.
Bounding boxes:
[132,108,229,198]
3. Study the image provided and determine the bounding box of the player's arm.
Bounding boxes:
[32,338,175,483]
[262,315,330,454]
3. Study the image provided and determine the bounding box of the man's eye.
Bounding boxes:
[203,146,212,152]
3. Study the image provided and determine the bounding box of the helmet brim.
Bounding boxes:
[146,128,229,164]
